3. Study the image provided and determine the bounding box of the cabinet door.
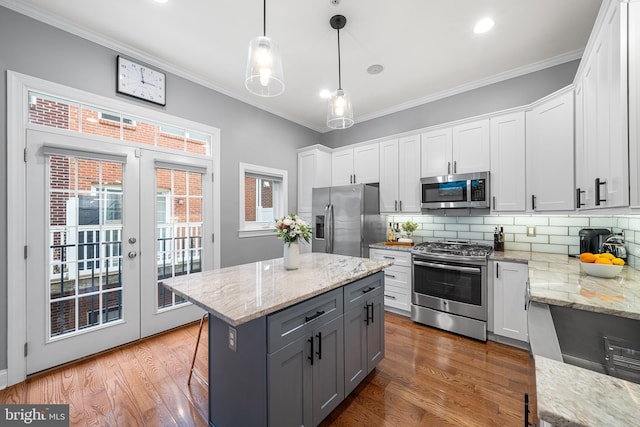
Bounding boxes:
[421,128,452,177]
[343,303,367,395]
[332,149,354,186]
[312,315,345,426]
[268,336,313,427]
[490,112,525,211]
[298,149,331,213]
[493,262,529,342]
[366,292,385,372]
[452,119,491,174]
[631,1,640,207]
[526,91,575,211]
[379,139,399,212]
[398,135,422,212]
[353,143,380,184]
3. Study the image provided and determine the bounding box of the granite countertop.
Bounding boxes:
[161,252,392,327]
[535,355,640,427]
[491,250,640,320]
[369,242,414,252]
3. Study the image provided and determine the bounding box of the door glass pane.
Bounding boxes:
[156,168,204,310]
[47,154,124,339]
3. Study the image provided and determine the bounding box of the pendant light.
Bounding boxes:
[245,0,284,97]
[327,15,354,129]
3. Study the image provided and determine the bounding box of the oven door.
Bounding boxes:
[412,258,487,321]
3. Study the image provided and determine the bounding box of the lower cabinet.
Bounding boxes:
[369,248,411,314]
[343,274,385,395]
[267,272,384,426]
[492,261,529,342]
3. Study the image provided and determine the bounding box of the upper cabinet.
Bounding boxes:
[628,1,640,208]
[575,0,629,210]
[490,112,526,211]
[379,135,421,213]
[331,143,379,186]
[297,146,332,213]
[421,119,490,177]
[526,89,575,212]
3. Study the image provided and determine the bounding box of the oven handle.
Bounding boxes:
[413,260,481,274]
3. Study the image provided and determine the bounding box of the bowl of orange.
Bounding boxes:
[579,252,624,278]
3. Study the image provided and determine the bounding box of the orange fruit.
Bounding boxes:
[599,253,615,260]
[579,252,597,263]
[595,257,613,265]
[612,258,625,266]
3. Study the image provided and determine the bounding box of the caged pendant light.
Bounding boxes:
[245,0,284,97]
[327,15,354,129]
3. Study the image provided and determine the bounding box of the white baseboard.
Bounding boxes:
[0,369,8,390]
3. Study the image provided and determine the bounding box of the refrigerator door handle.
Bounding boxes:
[329,203,335,253]
[324,204,330,253]
[327,203,335,253]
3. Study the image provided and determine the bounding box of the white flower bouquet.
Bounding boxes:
[274,214,312,245]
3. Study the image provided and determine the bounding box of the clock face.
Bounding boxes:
[117,56,166,106]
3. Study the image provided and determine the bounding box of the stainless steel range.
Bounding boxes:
[411,241,493,341]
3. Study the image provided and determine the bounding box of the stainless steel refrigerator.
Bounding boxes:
[312,183,385,258]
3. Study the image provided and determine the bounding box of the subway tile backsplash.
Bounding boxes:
[386,214,640,269]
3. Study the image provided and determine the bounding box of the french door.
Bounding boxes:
[25,129,213,374]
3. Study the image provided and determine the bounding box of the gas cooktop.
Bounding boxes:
[412,241,494,259]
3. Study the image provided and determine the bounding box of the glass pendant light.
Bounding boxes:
[245,0,284,97]
[327,15,354,129]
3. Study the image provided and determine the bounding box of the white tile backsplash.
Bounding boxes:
[386,213,640,270]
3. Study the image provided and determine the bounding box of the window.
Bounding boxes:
[100,112,136,126]
[239,163,288,238]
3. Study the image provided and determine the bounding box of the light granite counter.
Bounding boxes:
[535,355,640,427]
[161,252,392,326]
[491,250,640,320]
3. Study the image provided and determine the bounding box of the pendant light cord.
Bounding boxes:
[263,0,266,36]
[337,27,342,90]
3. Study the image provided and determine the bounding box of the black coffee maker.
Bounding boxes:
[579,228,611,253]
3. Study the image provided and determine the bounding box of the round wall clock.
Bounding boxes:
[117,55,166,106]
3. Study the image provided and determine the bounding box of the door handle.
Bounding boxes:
[399,200,402,211]
[576,188,585,208]
[316,332,322,360]
[128,251,137,259]
[308,337,314,366]
[368,302,374,324]
[492,196,496,210]
[447,161,451,174]
[531,194,536,211]
[394,200,397,211]
[364,304,370,325]
[453,161,457,173]
[595,178,607,206]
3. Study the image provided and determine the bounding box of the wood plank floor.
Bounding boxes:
[0,312,537,426]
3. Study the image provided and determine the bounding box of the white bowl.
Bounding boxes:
[580,262,623,278]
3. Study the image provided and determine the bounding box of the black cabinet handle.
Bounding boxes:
[364,305,370,325]
[369,302,374,323]
[394,200,398,211]
[362,286,376,294]
[576,188,585,208]
[531,194,536,210]
[316,332,322,360]
[492,196,496,210]
[384,273,396,278]
[305,310,325,322]
[447,161,451,174]
[399,200,402,211]
[595,178,607,206]
[308,337,314,366]
[384,294,396,299]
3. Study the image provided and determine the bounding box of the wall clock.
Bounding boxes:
[116,55,166,106]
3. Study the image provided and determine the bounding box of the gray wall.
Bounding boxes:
[319,60,580,148]
[0,6,319,371]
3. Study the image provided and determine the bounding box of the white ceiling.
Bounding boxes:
[4,0,603,132]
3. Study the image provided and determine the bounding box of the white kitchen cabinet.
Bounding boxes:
[575,0,629,209]
[420,119,490,177]
[369,248,411,314]
[297,146,331,213]
[492,261,528,343]
[379,135,421,213]
[490,112,526,211]
[525,89,575,211]
[331,143,379,186]
[630,1,640,207]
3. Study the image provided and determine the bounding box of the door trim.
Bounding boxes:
[6,71,221,386]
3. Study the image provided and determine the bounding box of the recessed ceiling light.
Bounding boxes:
[319,89,332,99]
[473,18,495,34]
[366,64,384,75]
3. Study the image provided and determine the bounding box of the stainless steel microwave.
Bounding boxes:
[420,171,490,210]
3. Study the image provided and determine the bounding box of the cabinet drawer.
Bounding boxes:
[369,249,411,268]
[344,273,384,312]
[381,267,410,287]
[383,282,411,311]
[268,288,343,353]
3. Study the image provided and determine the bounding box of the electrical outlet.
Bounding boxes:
[526,226,536,237]
[228,326,237,352]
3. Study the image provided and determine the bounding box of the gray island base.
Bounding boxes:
[161,253,392,427]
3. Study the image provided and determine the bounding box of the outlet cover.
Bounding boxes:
[228,326,237,352]
[526,226,536,237]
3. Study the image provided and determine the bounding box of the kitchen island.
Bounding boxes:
[162,252,392,427]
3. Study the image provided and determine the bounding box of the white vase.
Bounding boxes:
[283,241,300,270]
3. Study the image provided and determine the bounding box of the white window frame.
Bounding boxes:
[238,162,288,238]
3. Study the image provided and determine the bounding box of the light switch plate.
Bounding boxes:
[526,226,536,237]
[228,326,237,352]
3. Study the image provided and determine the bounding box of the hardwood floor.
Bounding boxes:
[0,312,537,426]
